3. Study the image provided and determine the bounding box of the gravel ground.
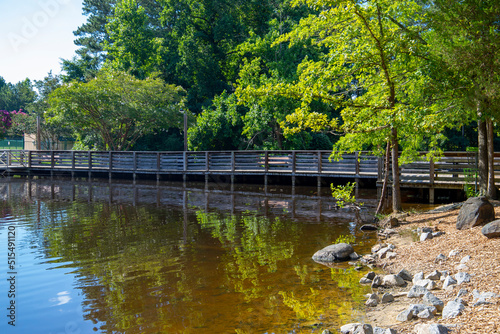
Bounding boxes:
[372,205,500,334]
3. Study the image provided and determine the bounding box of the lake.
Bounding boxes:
[0,177,379,333]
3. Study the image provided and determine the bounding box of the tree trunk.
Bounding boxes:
[478,118,488,195]
[391,127,402,212]
[375,141,390,216]
[486,119,497,199]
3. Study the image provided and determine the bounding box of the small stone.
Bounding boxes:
[412,272,424,284]
[386,252,397,259]
[359,277,372,284]
[377,247,391,259]
[414,323,450,334]
[432,231,445,238]
[460,255,470,264]
[423,291,444,312]
[442,299,465,319]
[456,289,468,298]
[381,293,394,303]
[408,285,429,298]
[417,308,434,319]
[366,293,379,307]
[371,275,382,288]
[382,274,406,287]
[413,278,437,290]
[421,227,434,233]
[353,324,373,334]
[371,244,385,253]
[455,272,471,285]
[420,232,433,242]
[448,249,461,257]
[350,252,361,260]
[426,270,441,280]
[442,276,457,289]
[365,271,376,280]
[481,220,500,238]
[397,268,413,281]
[341,323,361,334]
[435,254,446,263]
[396,308,414,322]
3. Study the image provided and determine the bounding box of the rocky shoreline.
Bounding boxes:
[317,197,500,334]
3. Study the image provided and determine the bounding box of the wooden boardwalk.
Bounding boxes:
[0,150,488,202]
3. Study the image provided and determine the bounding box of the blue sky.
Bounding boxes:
[0,0,86,84]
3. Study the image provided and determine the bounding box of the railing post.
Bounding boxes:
[205,151,210,171]
[291,151,296,174]
[317,151,322,173]
[72,151,76,170]
[183,151,187,172]
[157,152,161,171]
[6,151,10,168]
[264,151,269,172]
[355,151,360,176]
[28,151,32,168]
[51,151,55,168]
[88,151,92,170]
[133,152,137,171]
[109,151,113,170]
[429,157,435,185]
[429,157,435,204]
[231,151,235,172]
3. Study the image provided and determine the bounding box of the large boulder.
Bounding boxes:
[481,220,500,238]
[312,243,355,262]
[456,197,495,230]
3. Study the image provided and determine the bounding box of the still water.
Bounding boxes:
[0,178,378,334]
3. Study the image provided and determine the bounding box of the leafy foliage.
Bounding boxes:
[48,69,186,150]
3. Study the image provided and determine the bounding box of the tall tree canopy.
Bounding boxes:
[426,0,500,197]
[237,0,452,211]
[48,69,186,151]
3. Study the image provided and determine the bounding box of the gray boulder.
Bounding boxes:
[408,285,429,298]
[456,197,495,230]
[397,304,437,322]
[340,323,373,334]
[481,220,500,238]
[382,274,406,287]
[313,243,355,262]
[422,291,444,312]
[381,293,394,303]
[455,272,471,285]
[397,268,413,281]
[442,275,457,289]
[420,232,433,242]
[442,299,466,319]
[415,324,450,334]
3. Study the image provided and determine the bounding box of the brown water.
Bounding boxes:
[0,177,378,334]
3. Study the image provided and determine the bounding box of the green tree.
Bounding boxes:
[48,69,186,151]
[0,77,37,111]
[62,0,117,82]
[239,0,449,212]
[426,0,500,198]
[187,92,244,151]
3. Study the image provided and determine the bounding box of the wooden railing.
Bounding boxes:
[0,150,380,177]
[0,150,491,188]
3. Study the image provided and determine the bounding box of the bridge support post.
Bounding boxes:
[429,188,435,204]
[317,176,321,196]
[264,174,268,194]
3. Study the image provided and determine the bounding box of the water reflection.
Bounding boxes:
[0,178,377,333]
